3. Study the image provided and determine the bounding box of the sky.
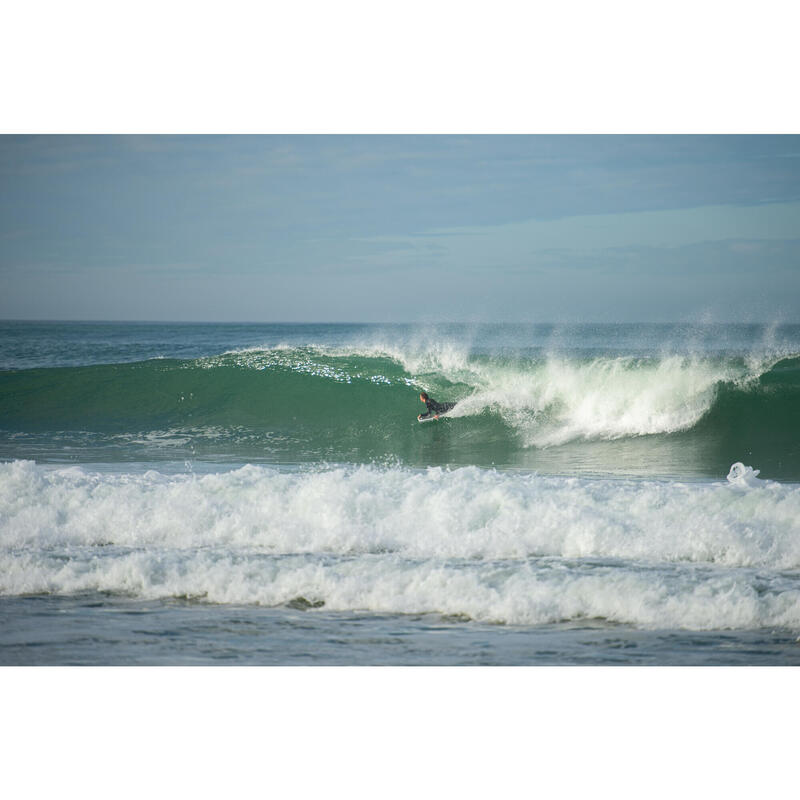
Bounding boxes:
[1,134,799,323]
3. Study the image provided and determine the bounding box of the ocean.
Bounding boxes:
[1,320,799,665]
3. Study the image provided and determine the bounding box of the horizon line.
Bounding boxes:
[2,318,799,326]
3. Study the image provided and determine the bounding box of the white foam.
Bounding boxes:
[448,353,777,446]
[2,460,799,629]
[2,459,799,563]
[1,545,798,631]
[727,462,765,489]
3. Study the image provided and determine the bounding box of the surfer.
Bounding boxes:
[418,391,456,421]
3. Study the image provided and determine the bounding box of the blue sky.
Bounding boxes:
[1,135,799,322]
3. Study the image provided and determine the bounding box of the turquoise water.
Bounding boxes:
[3,321,800,478]
[2,322,799,664]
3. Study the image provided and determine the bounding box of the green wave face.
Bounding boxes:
[2,347,800,478]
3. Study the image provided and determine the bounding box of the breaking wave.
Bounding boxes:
[2,342,799,468]
[1,459,799,629]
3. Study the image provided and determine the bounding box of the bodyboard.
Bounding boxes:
[418,411,453,422]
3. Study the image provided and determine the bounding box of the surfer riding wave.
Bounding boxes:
[418,392,456,421]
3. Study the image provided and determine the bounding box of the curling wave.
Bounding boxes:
[1,344,799,473]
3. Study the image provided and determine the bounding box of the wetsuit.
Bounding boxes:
[419,397,456,420]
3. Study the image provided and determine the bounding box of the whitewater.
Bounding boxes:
[1,322,800,664]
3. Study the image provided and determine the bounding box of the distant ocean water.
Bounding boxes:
[1,321,799,665]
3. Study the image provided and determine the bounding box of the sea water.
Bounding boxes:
[1,321,799,664]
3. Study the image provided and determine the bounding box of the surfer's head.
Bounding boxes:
[419,392,428,403]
